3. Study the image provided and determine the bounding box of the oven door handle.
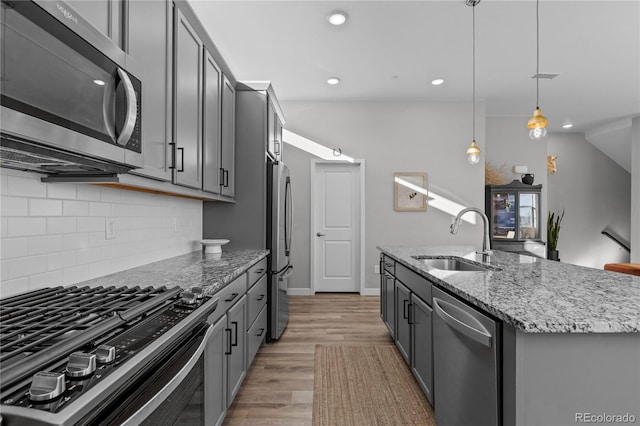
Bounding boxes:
[119,323,215,426]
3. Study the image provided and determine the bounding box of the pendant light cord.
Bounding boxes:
[472,1,477,142]
[536,0,540,109]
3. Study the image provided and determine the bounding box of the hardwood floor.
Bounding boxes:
[223,293,393,426]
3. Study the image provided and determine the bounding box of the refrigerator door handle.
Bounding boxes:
[284,176,293,256]
[279,265,294,280]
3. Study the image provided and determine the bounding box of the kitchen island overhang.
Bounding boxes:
[378,245,640,426]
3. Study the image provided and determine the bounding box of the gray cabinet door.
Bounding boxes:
[266,99,276,159]
[274,113,283,161]
[205,315,227,426]
[174,8,203,189]
[226,294,246,407]
[381,272,395,338]
[128,0,173,181]
[395,281,411,364]
[66,0,123,48]
[411,295,433,404]
[220,76,235,197]
[203,51,222,194]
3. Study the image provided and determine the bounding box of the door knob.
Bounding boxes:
[316,232,325,237]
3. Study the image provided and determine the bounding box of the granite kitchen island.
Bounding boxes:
[378,245,640,426]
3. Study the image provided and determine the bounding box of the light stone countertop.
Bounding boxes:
[378,245,640,333]
[80,249,269,296]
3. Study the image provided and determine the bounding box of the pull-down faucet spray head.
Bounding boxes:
[450,218,461,234]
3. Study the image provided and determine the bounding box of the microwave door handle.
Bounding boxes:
[103,78,117,142]
[115,68,137,147]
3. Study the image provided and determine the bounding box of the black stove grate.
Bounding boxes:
[0,285,181,390]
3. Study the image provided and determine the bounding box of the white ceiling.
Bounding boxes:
[189,0,640,167]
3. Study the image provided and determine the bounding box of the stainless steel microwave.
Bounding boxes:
[0,0,143,179]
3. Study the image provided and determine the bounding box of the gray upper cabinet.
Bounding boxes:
[65,0,124,49]
[266,98,283,161]
[174,8,203,190]
[220,76,236,198]
[128,0,173,181]
[203,51,222,194]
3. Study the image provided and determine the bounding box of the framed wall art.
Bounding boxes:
[394,172,428,212]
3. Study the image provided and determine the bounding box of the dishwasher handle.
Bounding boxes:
[433,297,492,348]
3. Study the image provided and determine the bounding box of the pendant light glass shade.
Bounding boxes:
[467,140,481,164]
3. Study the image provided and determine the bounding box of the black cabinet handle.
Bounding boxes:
[403,299,409,320]
[257,294,265,301]
[231,321,238,347]
[223,169,229,187]
[274,140,280,155]
[176,147,184,172]
[225,328,232,355]
[219,167,225,185]
[257,328,265,337]
[225,293,239,303]
[408,303,414,325]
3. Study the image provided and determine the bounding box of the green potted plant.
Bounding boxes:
[547,210,565,261]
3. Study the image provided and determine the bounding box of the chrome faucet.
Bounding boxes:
[450,207,492,255]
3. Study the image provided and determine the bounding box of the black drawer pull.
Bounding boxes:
[257,294,265,301]
[254,268,265,274]
[225,328,232,355]
[257,328,265,337]
[403,299,409,320]
[225,293,239,303]
[231,321,238,347]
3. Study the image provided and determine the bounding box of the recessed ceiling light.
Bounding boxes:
[431,78,445,86]
[93,79,106,86]
[327,77,340,85]
[328,11,347,26]
[562,123,574,129]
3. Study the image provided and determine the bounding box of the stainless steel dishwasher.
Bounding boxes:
[432,286,500,426]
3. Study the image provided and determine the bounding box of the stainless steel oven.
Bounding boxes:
[0,0,143,177]
[0,286,221,426]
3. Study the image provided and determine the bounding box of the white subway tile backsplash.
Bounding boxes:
[63,200,90,216]
[48,251,77,271]
[29,199,63,216]
[1,169,203,297]
[46,217,77,235]
[7,217,47,237]
[28,235,63,255]
[47,184,77,200]
[5,255,47,279]
[7,175,47,198]
[1,238,29,259]
[89,202,112,217]
[1,197,29,216]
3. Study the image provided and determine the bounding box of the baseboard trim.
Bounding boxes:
[287,288,314,296]
[360,288,380,296]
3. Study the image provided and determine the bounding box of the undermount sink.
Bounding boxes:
[411,256,499,272]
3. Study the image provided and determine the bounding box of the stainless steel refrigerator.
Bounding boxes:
[267,160,293,340]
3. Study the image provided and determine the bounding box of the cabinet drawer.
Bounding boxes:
[247,258,268,289]
[246,304,267,366]
[209,274,247,324]
[247,274,267,329]
[395,262,431,305]
[382,254,395,275]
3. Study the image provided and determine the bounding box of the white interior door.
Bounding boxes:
[312,162,361,292]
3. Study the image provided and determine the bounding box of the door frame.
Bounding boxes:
[310,159,366,294]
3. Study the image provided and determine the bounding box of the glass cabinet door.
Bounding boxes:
[518,193,539,239]
[491,192,516,239]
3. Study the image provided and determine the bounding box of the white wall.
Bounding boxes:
[282,100,485,293]
[0,169,203,298]
[631,117,640,263]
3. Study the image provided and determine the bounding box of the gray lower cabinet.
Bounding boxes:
[380,270,395,338]
[128,0,173,181]
[174,7,203,190]
[205,315,228,426]
[395,282,411,364]
[225,294,246,407]
[410,295,433,404]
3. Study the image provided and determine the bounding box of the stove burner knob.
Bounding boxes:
[29,371,66,402]
[66,352,96,378]
[96,345,116,364]
[181,291,198,306]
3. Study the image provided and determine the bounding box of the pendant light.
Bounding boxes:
[527,0,548,140]
[466,0,481,165]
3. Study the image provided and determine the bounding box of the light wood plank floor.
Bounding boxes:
[223,293,393,426]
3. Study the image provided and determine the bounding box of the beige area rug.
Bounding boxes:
[313,345,436,426]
